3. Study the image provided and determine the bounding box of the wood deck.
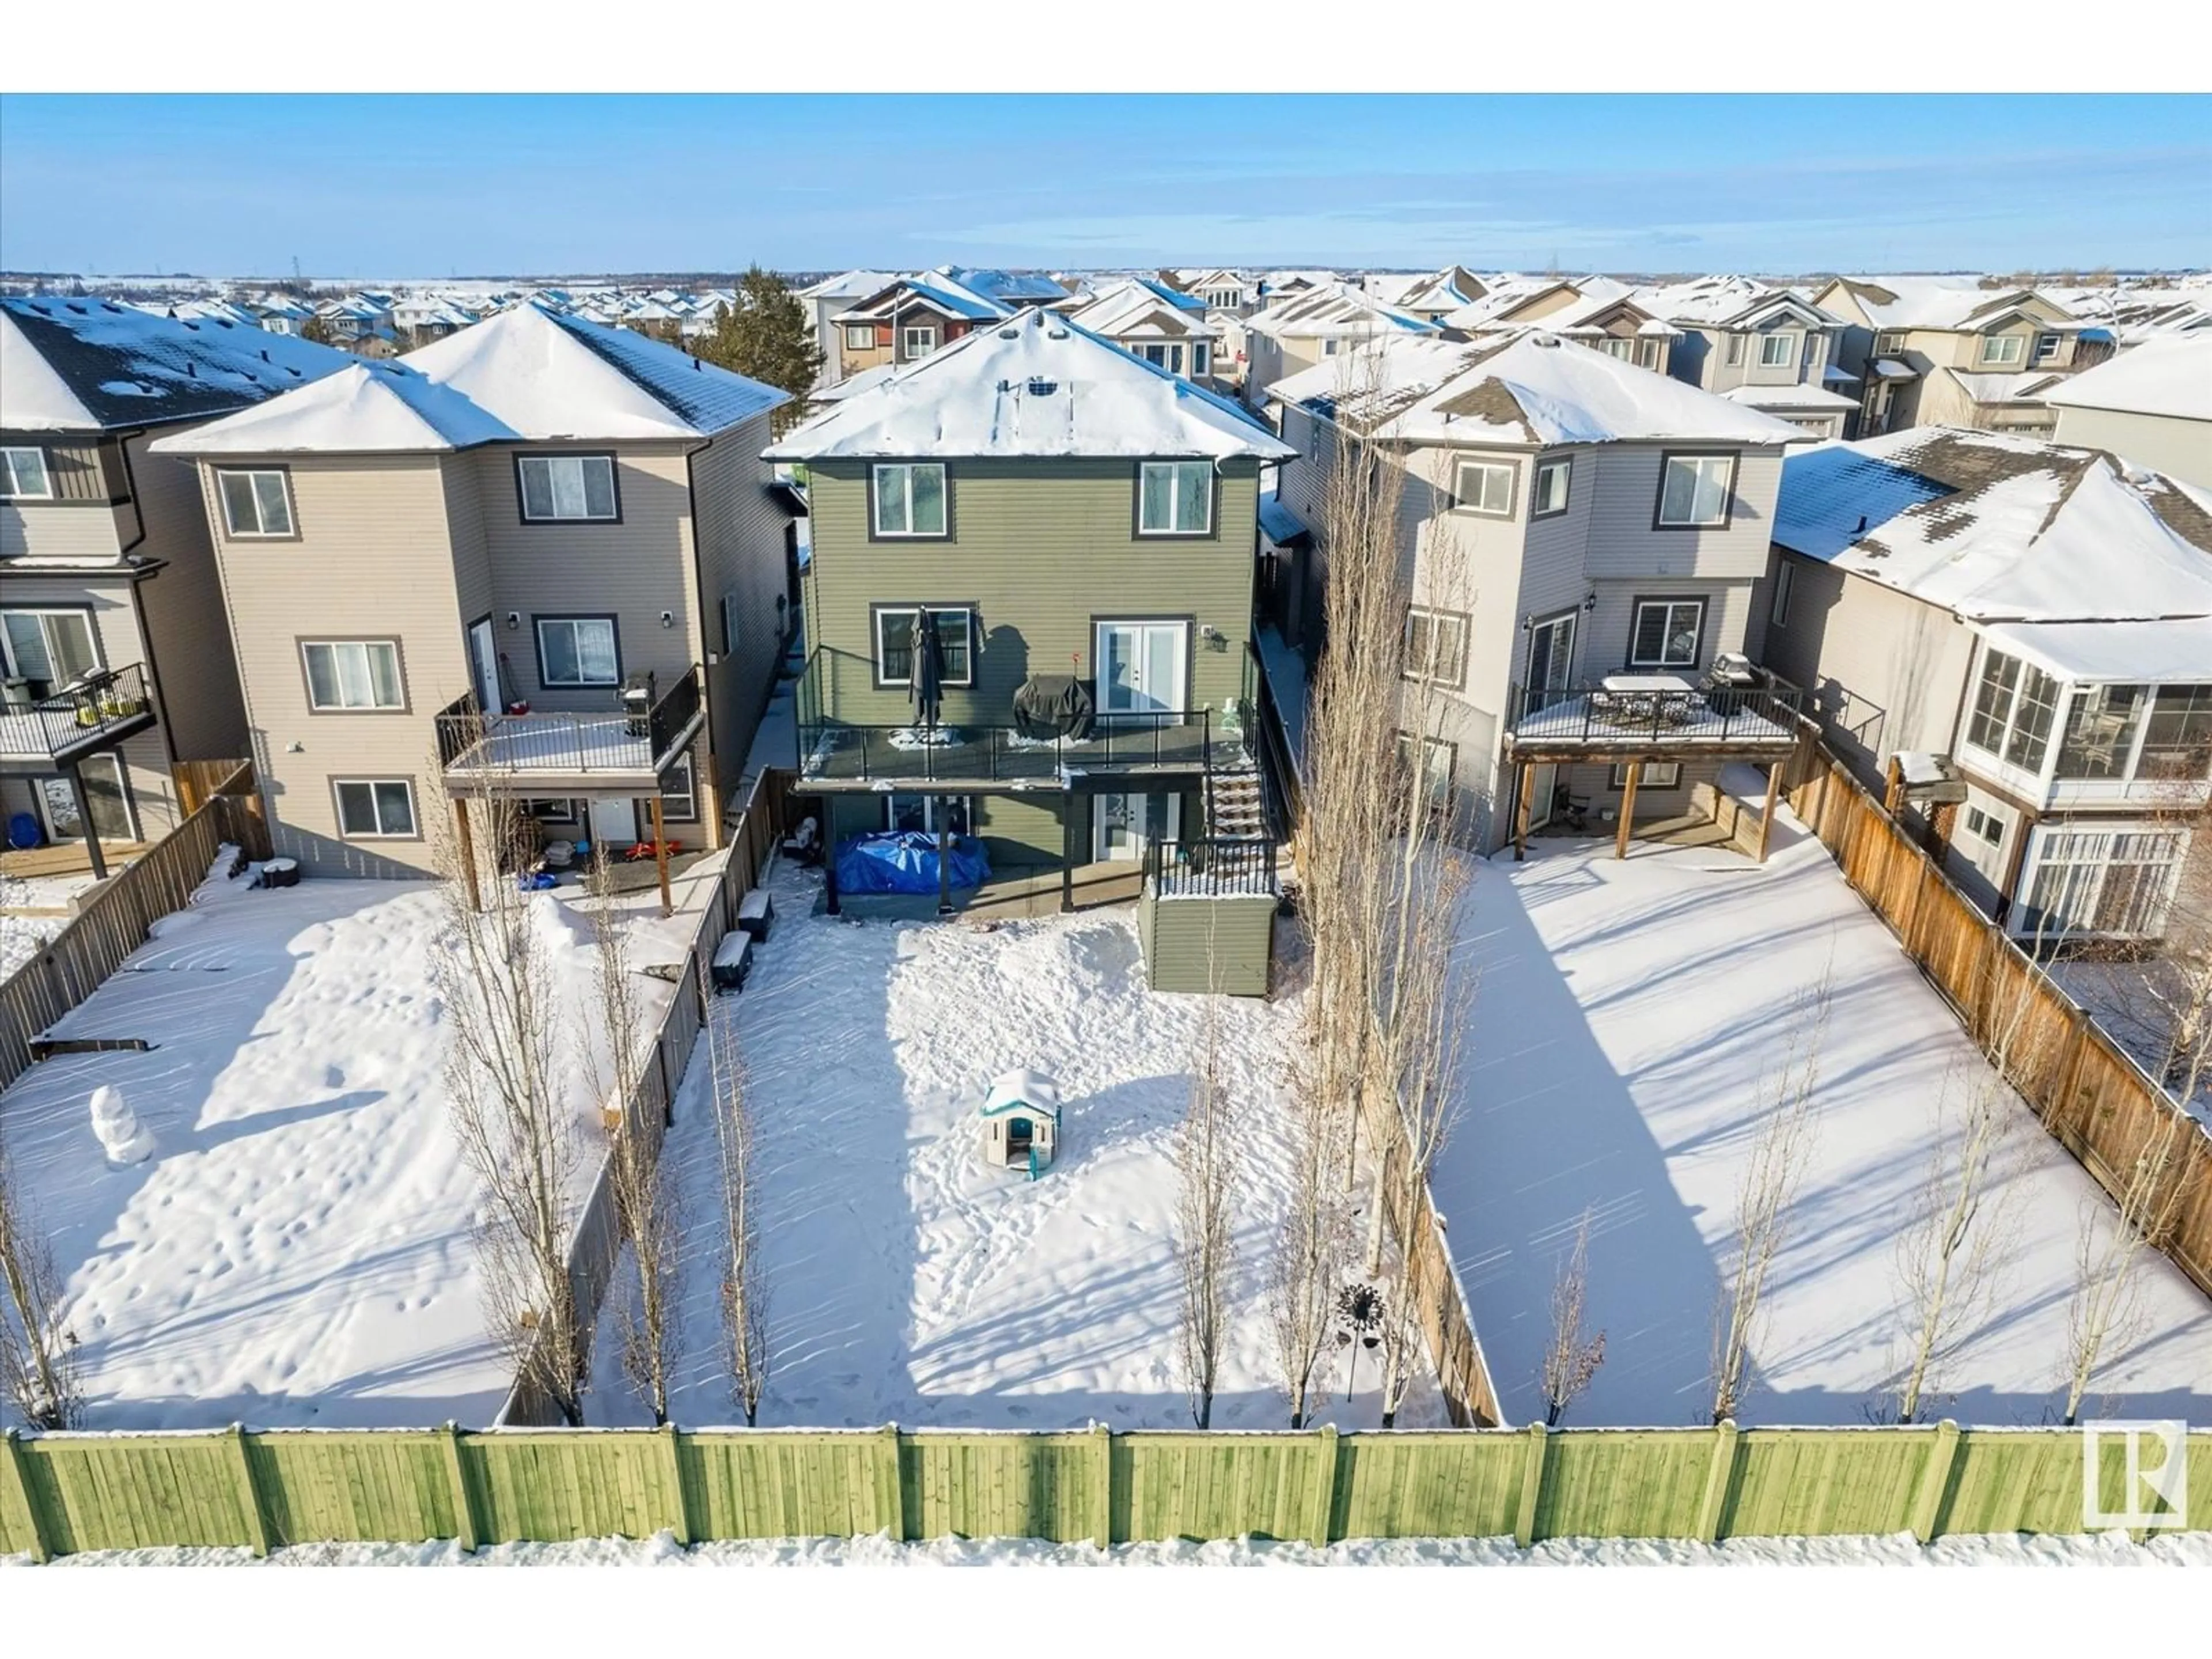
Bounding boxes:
[0,840,151,881]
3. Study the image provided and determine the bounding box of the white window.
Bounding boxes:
[1656,452,1736,527]
[2020,826,2187,940]
[1,608,100,695]
[1630,599,1706,668]
[525,799,578,824]
[333,778,417,839]
[1138,461,1213,535]
[1979,334,2027,366]
[843,323,877,351]
[1532,457,1571,517]
[1395,732,1456,804]
[1803,333,1826,373]
[874,607,974,687]
[1635,339,1664,370]
[1453,458,1515,517]
[1321,338,1341,357]
[1725,334,1745,366]
[517,454,617,522]
[535,616,620,687]
[1875,331,1907,357]
[873,463,948,537]
[1403,608,1468,687]
[1192,341,1211,377]
[0,446,52,499]
[217,468,294,536]
[1964,805,2005,847]
[1759,332,1796,368]
[2032,333,2062,364]
[1609,761,1681,790]
[302,640,404,710]
[659,753,697,823]
[1964,647,2061,773]
[1770,560,1796,628]
[1594,337,1634,361]
[902,324,938,359]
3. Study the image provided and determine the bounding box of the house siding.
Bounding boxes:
[2050,406,2211,490]
[124,429,248,764]
[690,411,792,815]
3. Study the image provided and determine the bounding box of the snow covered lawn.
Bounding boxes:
[1437,805,2212,1429]
[0,853,696,1430]
[2,870,109,979]
[586,862,1442,1431]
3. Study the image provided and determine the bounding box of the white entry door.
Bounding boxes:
[1095,621,1188,718]
[1094,792,1179,861]
[467,618,501,714]
[1525,762,1558,831]
[588,798,637,849]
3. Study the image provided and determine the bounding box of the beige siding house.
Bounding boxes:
[2,298,354,870]
[2043,336,2212,489]
[1634,276,1857,441]
[151,306,794,882]
[1812,277,2090,438]
[1240,282,1438,407]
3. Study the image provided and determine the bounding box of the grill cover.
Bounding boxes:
[1013,674,1094,740]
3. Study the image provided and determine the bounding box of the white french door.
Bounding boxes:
[1095,621,1188,718]
[1526,762,1558,831]
[1527,612,1576,694]
[1094,792,1180,861]
[467,618,501,714]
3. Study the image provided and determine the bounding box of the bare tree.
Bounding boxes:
[585,849,680,1425]
[1174,982,1241,1429]
[699,957,769,1425]
[433,786,584,1425]
[0,1130,81,1430]
[2059,1103,2191,1426]
[1539,1206,1607,1427]
[1269,1080,1350,1429]
[1711,975,1828,1425]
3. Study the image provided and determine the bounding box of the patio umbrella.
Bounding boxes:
[911,611,947,731]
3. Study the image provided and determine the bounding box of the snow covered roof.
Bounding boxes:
[1938,368,2070,408]
[942,267,1070,308]
[1719,384,1859,412]
[148,362,520,455]
[763,308,1294,463]
[2041,286,2211,346]
[2,296,355,433]
[1268,329,1802,449]
[1634,275,1844,331]
[799,269,901,302]
[1772,427,2212,624]
[1824,276,2083,333]
[1243,281,1437,342]
[1062,278,1218,340]
[1978,616,2212,684]
[2042,335,2212,423]
[981,1069,1059,1118]
[1258,490,1310,544]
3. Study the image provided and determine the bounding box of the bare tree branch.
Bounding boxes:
[698,957,769,1425]
[1539,1206,1607,1427]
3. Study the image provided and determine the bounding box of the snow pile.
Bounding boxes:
[88,1085,156,1166]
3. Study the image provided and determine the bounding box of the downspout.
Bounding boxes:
[681,431,722,845]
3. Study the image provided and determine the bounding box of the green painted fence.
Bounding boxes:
[3,1420,2203,1561]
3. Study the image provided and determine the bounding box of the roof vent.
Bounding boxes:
[186,361,196,378]
[1027,378,1059,396]
[999,325,1019,339]
[1047,325,1069,339]
[260,349,270,362]
[1532,333,1560,348]
[995,379,1012,393]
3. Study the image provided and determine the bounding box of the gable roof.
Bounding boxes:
[1063,278,1218,340]
[148,362,520,456]
[2042,335,2212,423]
[1634,275,1844,331]
[1266,329,1801,449]
[762,307,1293,463]
[2,296,355,433]
[1243,281,1438,342]
[1771,427,2212,624]
[1820,276,2082,333]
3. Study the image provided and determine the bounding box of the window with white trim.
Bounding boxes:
[844,323,876,351]
[525,799,578,824]
[535,616,620,688]
[1964,805,2005,847]
[1395,731,1456,805]
[874,607,974,687]
[1322,338,1341,356]
[1192,341,1211,377]
[1964,647,2061,772]
[902,324,938,358]
[1403,608,1467,687]
[659,753,698,823]
[1452,458,1515,517]
[1635,339,1664,370]
[1759,332,1796,368]
[1593,337,1634,361]
[1725,334,1745,366]
[302,640,404,710]
[1803,333,1826,373]
[1138,342,1186,375]
[1978,334,2027,366]
[2019,826,2186,940]
[885,793,973,835]
[873,463,948,536]
[1656,453,1736,527]
[1629,599,1706,669]
[0,446,52,499]
[1,608,99,697]
[217,468,294,536]
[2141,684,2212,781]
[1609,761,1681,790]
[1138,461,1213,535]
[2032,333,2062,364]
[517,454,617,522]
[1532,457,1571,517]
[333,778,417,839]
[1770,560,1796,627]
[1875,331,1907,358]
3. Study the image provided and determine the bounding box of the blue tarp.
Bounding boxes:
[835,831,991,895]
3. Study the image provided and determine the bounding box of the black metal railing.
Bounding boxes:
[647,667,702,763]
[1144,836,1279,898]
[0,662,157,762]
[798,709,1215,785]
[1508,675,1808,748]
[1241,640,1303,837]
[436,666,704,776]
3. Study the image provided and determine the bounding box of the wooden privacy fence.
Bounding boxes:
[500,769,791,1426]
[0,760,267,1093]
[3,1420,2203,1560]
[1785,753,2212,1300]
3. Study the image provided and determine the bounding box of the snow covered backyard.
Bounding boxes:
[0,853,698,1429]
[1438,803,2212,1429]
[586,862,1443,1431]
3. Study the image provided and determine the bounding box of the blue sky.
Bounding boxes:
[2,94,2206,277]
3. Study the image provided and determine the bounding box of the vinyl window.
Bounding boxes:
[535,616,620,688]
[1452,459,1515,517]
[2020,827,2186,940]
[1395,732,1457,805]
[0,446,52,499]
[873,463,948,536]
[1403,608,1468,687]
[2033,334,2062,364]
[1725,334,1745,366]
[1138,342,1186,375]
[333,778,417,839]
[2139,684,2212,781]
[1964,647,2061,773]
[1759,332,1796,368]
[302,640,404,710]
[874,607,974,687]
[1978,334,2027,366]
[843,323,876,351]
[659,754,698,823]
[217,468,294,537]
[1,609,99,696]
[1532,457,1571,518]
[1609,761,1681,790]
[1629,599,1706,669]
[902,325,938,359]
[1656,452,1736,528]
[517,454,617,522]
[1192,341,1211,377]
[1964,805,2005,847]
[1138,461,1213,535]
[1770,560,1796,627]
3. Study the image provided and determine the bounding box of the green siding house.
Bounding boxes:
[764,307,1297,907]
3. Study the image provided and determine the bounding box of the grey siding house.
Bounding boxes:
[2,298,354,870]
[150,306,794,884]
[1633,276,1857,441]
[765,307,1296,898]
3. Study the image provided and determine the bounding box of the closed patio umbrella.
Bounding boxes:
[911,610,947,731]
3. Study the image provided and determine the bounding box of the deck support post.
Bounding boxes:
[824,802,841,916]
[1062,799,1077,912]
[649,796,672,916]
[453,796,481,912]
[937,809,953,917]
[1512,762,1533,862]
[1758,760,1783,863]
[1615,762,1641,861]
[67,764,108,880]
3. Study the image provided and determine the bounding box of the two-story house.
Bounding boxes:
[1239,282,1438,408]
[1266,329,1805,854]
[764,307,1296,904]
[1364,266,1488,324]
[1061,278,1221,385]
[1812,276,2088,438]
[829,268,1071,382]
[2041,336,2212,490]
[794,271,899,390]
[148,305,794,893]
[2,297,354,872]
[1634,275,1857,441]
[1759,426,2212,941]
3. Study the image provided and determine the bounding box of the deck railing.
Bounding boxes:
[435,667,704,777]
[1508,676,1807,748]
[799,710,1215,786]
[1143,835,1279,898]
[0,662,157,763]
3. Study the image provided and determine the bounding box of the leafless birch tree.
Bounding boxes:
[434,787,585,1425]
[1539,1206,1607,1427]
[699,959,769,1425]
[1174,983,1240,1429]
[0,1128,81,1430]
[1269,1081,1350,1429]
[585,851,680,1425]
[1710,974,1828,1424]
[2059,1103,2191,1426]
